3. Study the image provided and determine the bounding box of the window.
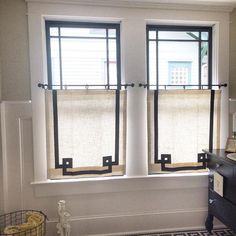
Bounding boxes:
[147,25,221,173]
[147,25,212,89]
[45,21,126,179]
[46,21,121,88]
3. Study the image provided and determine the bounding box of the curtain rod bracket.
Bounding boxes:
[38,83,48,89]
[219,83,227,88]
[125,83,135,88]
[139,83,147,88]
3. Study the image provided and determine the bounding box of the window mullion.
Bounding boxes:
[116,27,121,90]
[106,29,110,88]
[45,23,53,90]
[58,27,63,89]
[146,27,150,90]
[208,29,213,88]
[199,31,202,89]
[156,30,159,90]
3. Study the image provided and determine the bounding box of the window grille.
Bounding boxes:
[146,25,223,173]
[45,21,126,178]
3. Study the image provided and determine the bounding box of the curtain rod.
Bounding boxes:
[38,83,135,89]
[139,83,227,89]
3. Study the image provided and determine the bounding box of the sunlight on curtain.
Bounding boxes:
[148,90,221,173]
[46,90,126,179]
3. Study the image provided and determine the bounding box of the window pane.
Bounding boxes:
[158,41,199,85]
[108,39,117,85]
[148,41,156,86]
[149,31,156,40]
[201,32,209,40]
[60,27,106,37]
[158,31,199,40]
[60,38,107,85]
[50,38,60,85]
[108,29,116,38]
[50,27,59,36]
[201,42,209,85]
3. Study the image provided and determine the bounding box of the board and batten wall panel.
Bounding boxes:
[1,101,222,236]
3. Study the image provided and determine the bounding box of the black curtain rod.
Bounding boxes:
[38,83,135,89]
[139,83,227,89]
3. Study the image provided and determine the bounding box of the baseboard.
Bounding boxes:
[45,208,220,236]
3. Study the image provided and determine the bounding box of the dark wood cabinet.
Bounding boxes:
[204,149,236,234]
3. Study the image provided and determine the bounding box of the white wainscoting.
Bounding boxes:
[1,101,222,235]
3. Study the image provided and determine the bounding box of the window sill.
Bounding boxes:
[32,172,209,197]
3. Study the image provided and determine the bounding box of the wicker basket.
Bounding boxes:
[0,210,46,236]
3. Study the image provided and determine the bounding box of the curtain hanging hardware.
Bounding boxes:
[139,83,227,89]
[139,83,148,88]
[218,83,227,88]
[124,83,135,89]
[38,83,48,89]
[38,83,135,90]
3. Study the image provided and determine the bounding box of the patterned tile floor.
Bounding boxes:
[128,228,235,236]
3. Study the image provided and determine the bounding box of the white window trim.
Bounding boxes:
[27,1,229,184]
[32,172,209,197]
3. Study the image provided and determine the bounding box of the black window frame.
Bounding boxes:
[45,20,121,90]
[45,21,123,177]
[146,25,214,172]
[146,25,212,90]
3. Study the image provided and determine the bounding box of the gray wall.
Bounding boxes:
[0,0,30,214]
[230,9,236,98]
[0,0,30,101]
[0,61,2,214]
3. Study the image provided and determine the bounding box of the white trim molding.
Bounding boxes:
[25,0,236,12]
[1,101,32,212]
[45,207,224,236]
[32,173,209,197]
